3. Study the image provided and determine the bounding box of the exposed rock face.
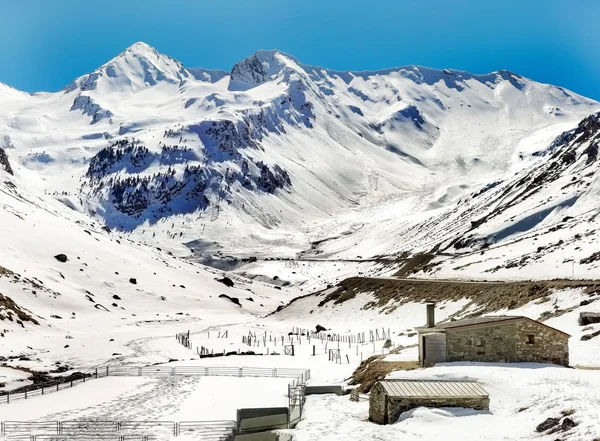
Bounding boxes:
[0,148,13,175]
[83,137,291,223]
[536,417,560,432]
[578,311,600,326]
[231,54,269,85]
[70,95,113,124]
[219,294,241,306]
[218,277,235,288]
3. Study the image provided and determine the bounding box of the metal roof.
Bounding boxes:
[418,315,570,337]
[437,315,523,329]
[378,379,488,399]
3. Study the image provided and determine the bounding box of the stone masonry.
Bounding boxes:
[369,382,489,425]
[445,318,569,366]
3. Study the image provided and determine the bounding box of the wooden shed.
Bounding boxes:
[369,379,489,424]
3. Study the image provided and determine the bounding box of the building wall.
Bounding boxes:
[369,382,490,425]
[515,320,569,366]
[369,383,387,424]
[446,322,518,363]
[386,397,489,424]
[445,319,569,366]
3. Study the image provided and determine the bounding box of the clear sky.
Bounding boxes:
[2,0,599,99]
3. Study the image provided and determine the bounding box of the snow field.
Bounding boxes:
[0,375,289,423]
[293,363,600,441]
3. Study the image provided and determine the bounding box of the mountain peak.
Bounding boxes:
[230,49,302,87]
[65,41,189,94]
[121,41,162,60]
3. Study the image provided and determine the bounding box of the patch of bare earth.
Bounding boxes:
[348,355,419,393]
[318,277,600,316]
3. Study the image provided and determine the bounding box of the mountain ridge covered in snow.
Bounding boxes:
[1,41,599,275]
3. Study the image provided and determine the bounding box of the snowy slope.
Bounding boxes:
[0,43,598,265]
[0,166,294,372]
[378,112,600,279]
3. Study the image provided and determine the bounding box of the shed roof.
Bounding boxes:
[378,379,488,399]
[418,315,570,337]
[437,315,523,329]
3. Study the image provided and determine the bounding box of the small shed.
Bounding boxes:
[369,379,489,424]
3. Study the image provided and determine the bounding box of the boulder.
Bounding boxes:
[129,278,137,285]
[112,295,121,300]
[54,254,68,263]
[315,324,327,333]
[536,417,560,432]
[578,312,600,326]
[560,417,576,431]
[218,277,235,288]
[219,294,241,307]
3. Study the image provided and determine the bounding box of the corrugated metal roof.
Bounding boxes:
[437,315,523,329]
[430,315,570,337]
[379,379,488,399]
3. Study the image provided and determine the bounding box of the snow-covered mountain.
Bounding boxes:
[1,42,599,273]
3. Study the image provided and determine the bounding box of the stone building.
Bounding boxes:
[369,379,489,424]
[417,304,570,367]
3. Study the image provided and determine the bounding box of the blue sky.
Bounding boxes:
[2,0,599,99]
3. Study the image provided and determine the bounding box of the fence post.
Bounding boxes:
[106,366,109,376]
[239,367,242,377]
[138,367,142,376]
[25,390,27,399]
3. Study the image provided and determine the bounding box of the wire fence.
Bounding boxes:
[0,420,237,440]
[0,366,309,405]
[1,366,310,438]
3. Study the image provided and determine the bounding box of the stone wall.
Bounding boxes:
[386,396,489,424]
[515,320,569,366]
[446,322,518,363]
[445,319,569,366]
[369,382,387,424]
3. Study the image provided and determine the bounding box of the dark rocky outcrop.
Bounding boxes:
[578,312,600,326]
[54,254,68,263]
[0,147,13,175]
[536,417,560,432]
[219,294,241,307]
[218,277,235,288]
[129,278,137,285]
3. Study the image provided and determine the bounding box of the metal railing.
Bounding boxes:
[0,420,236,440]
[1,366,309,405]
[1,366,309,436]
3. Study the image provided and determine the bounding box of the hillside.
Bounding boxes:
[0,167,294,372]
[0,43,598,269]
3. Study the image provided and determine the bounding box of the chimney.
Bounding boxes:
[426,303,435,328]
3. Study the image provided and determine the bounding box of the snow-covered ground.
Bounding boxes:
[3,42,600,441]
[0,375,289,422]
[293,363,600,441]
